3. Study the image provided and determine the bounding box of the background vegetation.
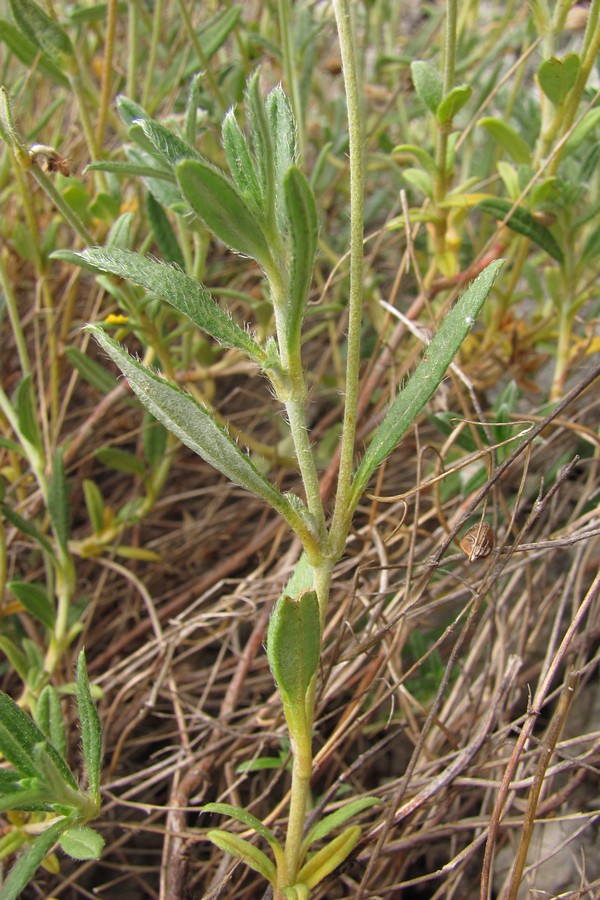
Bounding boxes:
[0,1,599,897]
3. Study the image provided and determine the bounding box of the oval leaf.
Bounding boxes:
[349,260,504,508]
[176,159,275,270]
[59,825,104,860]
[267,590,321,710]
[538,54,580,106]
[478,117,532,165]
[437,84,472,125]
[9,0,74,68]
[411,60,443,114]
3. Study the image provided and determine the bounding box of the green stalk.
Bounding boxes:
[330,0,365,550]
[283,700,314,886]
[434,0,458,200]
[0,250,30,377]
[176,0,227,116]
[278,0,306,160]
[96,0,119,149]
[126,0,139,99]
[269,270,327,541]
[143,0,165,111]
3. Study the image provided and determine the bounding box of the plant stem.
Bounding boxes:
[330,0,365,550]
[434,0,458,200]
[96,0,118,149]
[143,0,165,111]
[278,0,306,161]
[283,707,313,885]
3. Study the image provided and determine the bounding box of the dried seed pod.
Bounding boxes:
[460,522,494,562]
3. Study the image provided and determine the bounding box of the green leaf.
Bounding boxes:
[297,825,361,888]
[76,650,102,808]
[284,166,318,350]
[0,636,29,684]
[83,479,105,534]
[350,260,504,507]
[86,327,308,533]
[59,824,104,860]
[15,375,41,452]
[94,446,146,477]
[538,54,580,106]
[411,60,443,114]
[266,85,297,229]
[562,107,600,159]
[146,194,185,268]
[142,413,168,468]
[8,581,55,630]
[401,167,434,199]
[176,159,275,271]
[245,73,276,229]
[222,108,262,211]
[477,198,563,262]
[47,448,69,553]
[0,19,69,86]
[267,590,321,710]
[0,817,71,900]
[9,0,75,69]
[393,144,438,177]
[436,84,472,125]
[478,117,532,165]
[0,692,77,788]
[106,212,134,250]
[35,686,67,759]
[302,797,379,852]
[202,802,281,852]
[206,829,277,884]
[0,502,54,556]
[56,248,266,363]
[196,5,241,59]
[134,118,202,167]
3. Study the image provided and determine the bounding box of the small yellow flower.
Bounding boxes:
[104,314,129,325]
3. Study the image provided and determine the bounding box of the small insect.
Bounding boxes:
[460,522,494,562]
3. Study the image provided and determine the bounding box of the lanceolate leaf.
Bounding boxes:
[9,0,75,70]
[203,802,281,851]
[0,691,77,788]
[176,159,275,270]
[87,327,311,541]
[76,651,102,808]
[266,85,297,229]
[222,109,262,211]
[206,830,277,884]
[284,166,318,350]
[349,260,504,509]
[0,817,72,900]
[478,117,531,165]
[477,198,563,262]
[297,825,361,889]
[55,248,265,362]
[134,118,202,166]
[302,797,380,852]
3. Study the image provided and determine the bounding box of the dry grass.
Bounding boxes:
[5,292,597,898]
